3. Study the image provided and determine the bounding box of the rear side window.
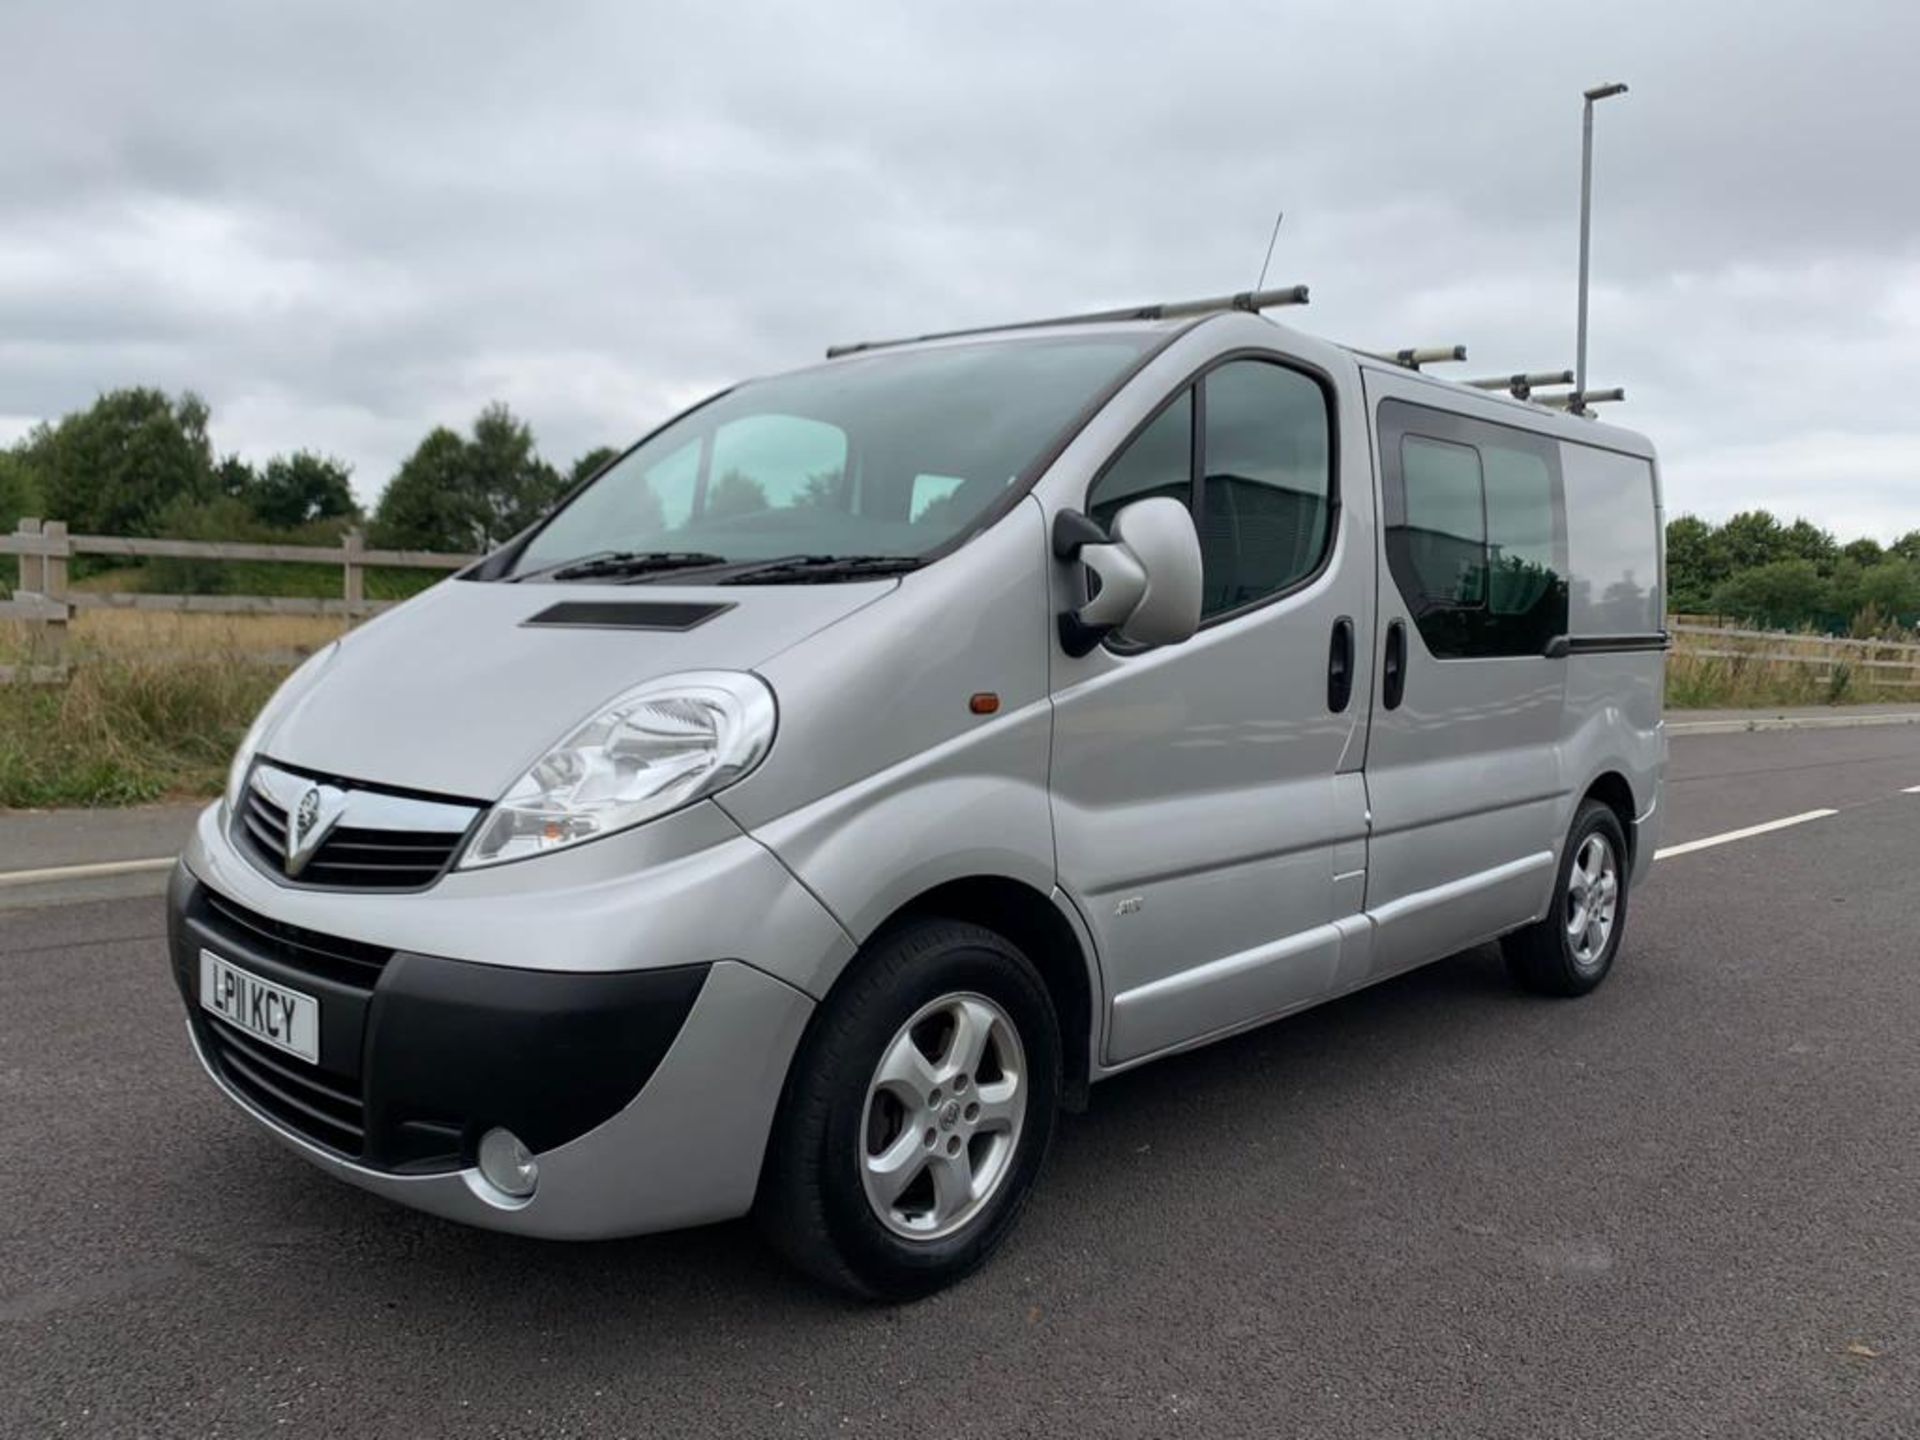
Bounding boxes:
[1087,358,1333,621]
[1380,400,1567,658]
[1399,437,1486,607]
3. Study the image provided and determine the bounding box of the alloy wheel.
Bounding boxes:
[859,992,1027,1241]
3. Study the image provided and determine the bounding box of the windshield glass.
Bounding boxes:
[509,335,1159,576]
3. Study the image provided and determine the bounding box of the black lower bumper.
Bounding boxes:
[168,865,709,1174]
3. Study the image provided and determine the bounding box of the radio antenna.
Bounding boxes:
[1253,209,1285,292]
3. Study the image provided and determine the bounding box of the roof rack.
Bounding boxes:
[1356,345,1468,371]
[820,279,1628,416]
[1536,387,1625,413]
[1465,369,1574,399]
[824,285,1310,359]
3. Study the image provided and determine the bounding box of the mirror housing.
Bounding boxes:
[1053,497,1203,657]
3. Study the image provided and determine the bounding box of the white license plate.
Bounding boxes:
[199,949,320,1064]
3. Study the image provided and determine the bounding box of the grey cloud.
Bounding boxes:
[3,0,1918,534]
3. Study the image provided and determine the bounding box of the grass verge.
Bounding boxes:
[0,653,284,808]
[1,613,327,808]
[1667,649,1920,708]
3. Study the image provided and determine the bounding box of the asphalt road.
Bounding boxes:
[3,725,1917,1438]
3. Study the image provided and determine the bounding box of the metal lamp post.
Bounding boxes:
[1576,82,1628,399]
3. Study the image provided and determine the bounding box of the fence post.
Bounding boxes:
[14,517,44,595]
[343,527,365,611]
[39,520,71,670]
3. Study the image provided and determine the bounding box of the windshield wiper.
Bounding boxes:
[512,550,730,583]
[714,554,924,586]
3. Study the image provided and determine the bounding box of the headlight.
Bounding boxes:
[459,670,776,869]
[224,643,339,813]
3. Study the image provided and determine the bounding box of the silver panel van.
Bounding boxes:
[168,294,1666,1297]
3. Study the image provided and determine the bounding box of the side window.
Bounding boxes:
[1087,391,1192,530]
[1382,401,1567,658]
[1483,442,1558,636]
[1084,359,1334,624]
[1400,437,1486,606]
[1198,361,1333,615]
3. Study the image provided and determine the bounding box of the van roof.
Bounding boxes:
[826,296,1651,454]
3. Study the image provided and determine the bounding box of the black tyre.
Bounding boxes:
[1503,799,1632,997]
[756,918,1061,1300]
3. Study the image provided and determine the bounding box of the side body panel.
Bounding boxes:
[1556,441,1668,879]
[1358,372,1569,974]
[1038,317,1377,1066]
[720,497,1058,948]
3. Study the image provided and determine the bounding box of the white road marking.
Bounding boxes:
[1904,785,1920,794]
[0,856,176,888]
[1654,809,1839,861]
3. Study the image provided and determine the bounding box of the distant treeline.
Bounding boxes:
[2,387,1916,632]
[0,387,618,568]
[1669,512,1920,634]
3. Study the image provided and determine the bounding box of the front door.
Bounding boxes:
[1049,351,1375,1065]
[1359,372,1572,974]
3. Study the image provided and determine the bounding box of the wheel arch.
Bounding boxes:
[1580,769,1640,869]
[861,875,1097,1112]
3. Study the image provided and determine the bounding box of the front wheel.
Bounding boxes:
[1503,799,1632,997]
[756,918,1061,1299]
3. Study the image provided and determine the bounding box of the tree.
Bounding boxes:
[215,455,258,503]
[1664,514,1725,612]
[569,446,620,487]
[1717,511,1788,571]
[372,403,563,551]
[468,403,564,543]
[249,451,358,529]
[0,448,39,530]
[13,388,215,535]
[1779,518,1838,574]
[1854,559,1920,619]
[1843,537,1885,568]
[372,427,477,551]
[1710,559,1828,629]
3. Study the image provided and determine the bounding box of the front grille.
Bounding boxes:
[202,1022,366,1155]
[237,765,477,891]
[190,888,390,1159]
[201,886,391,989]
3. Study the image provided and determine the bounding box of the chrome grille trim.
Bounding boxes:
[235,761,483,891]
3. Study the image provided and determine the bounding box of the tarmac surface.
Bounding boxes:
[2,721,1917,1437]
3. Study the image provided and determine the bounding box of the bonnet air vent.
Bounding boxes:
[522,601,734,631]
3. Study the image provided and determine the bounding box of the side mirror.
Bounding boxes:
[1053,497,1204,657]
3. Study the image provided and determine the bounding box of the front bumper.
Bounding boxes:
[172,800,844,1238]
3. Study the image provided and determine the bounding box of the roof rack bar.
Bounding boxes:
[1465,369,1574,392]
[1536,387,1625,412]
[825,285,1311,359]
[1359,345,1467,370]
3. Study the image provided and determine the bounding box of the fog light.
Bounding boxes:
[477,1127,539,1199]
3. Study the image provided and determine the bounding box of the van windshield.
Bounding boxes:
[508,335,1159,580]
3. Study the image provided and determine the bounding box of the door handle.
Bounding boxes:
[1383,620,1407,711]
[1327,616,1355,713]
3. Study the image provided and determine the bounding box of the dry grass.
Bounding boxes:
[6,610,1918,809]
[1667,639,1920,708]
[1,609,349,663]
[0,613,340,808]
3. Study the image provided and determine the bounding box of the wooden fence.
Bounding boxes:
[8,520,1920,695]
[0,518,475,683]
[1669,621,1920,691]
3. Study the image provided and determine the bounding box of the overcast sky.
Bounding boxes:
[5,1,1917,539]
